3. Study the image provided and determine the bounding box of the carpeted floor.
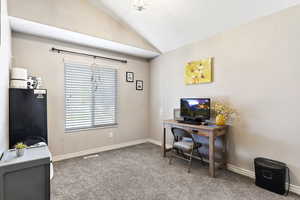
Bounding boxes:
[51,143,300,200]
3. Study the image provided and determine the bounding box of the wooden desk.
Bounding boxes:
[163,120,228,177]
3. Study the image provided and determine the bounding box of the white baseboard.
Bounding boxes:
[148,138,300,195]
[147,138,172,149]
[289,184,300,195]
[147,139,161,146]
[227,163,255,179]
[53,139,148,162]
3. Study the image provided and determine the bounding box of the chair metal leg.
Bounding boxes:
[197,148,205,165]
[169,153,173,165]
[201,156,205,165]
[187,149,194,173]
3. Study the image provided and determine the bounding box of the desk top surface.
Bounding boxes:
[163,119,227,131]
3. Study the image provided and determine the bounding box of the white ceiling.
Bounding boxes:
[92,0,300,53]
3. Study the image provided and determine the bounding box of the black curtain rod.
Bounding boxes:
[50,47,127,63]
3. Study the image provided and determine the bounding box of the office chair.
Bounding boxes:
[169,127,203,173]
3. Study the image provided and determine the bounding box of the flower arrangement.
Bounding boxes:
[212,100,237,125]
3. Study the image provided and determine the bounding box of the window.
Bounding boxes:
[64,63,118,131]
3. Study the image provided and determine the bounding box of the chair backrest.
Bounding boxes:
[190,133,204,144]
[171,128,191,142]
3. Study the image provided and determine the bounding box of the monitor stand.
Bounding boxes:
[180,118,203,125]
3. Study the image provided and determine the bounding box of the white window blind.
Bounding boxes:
[65,63,118,131]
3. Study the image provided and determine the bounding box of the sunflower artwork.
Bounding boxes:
[184,57,213,85]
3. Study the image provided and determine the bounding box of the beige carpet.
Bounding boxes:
[51,143,300,200]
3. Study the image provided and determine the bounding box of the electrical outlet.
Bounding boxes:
[109,132,113,138]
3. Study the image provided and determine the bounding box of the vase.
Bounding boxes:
[16,148,25,157]
[216,114,226,126]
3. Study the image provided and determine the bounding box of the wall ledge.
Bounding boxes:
[9,16,160,59]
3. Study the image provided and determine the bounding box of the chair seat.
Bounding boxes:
[182,137,192,142]
[173,140,194,151]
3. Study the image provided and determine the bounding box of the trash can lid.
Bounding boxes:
[254,157,286,170]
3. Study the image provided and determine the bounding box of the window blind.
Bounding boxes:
[65,63,118,131]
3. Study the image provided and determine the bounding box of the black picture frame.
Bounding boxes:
[126,72,134,82]
[136,80,143,91]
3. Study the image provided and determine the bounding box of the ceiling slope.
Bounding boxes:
[96,0,300,53]
[8,0,159,53]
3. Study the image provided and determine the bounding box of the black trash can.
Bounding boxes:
[254,157,290,195]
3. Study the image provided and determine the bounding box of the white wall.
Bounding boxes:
[0,0,12,154]
[149,5,300,186]
[12,33,150,157]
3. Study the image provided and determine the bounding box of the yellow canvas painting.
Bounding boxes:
[184,57,213,85]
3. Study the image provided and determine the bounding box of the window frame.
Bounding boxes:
[64,62,118,133]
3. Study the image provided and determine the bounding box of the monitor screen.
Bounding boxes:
[180,98,210,120]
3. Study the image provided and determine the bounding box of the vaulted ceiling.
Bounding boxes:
[90,0,300,53]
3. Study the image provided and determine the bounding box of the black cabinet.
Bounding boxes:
[9,89,48,148]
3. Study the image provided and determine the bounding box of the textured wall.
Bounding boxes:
[12,33,150,156]
[0,0,12,154]
[8,0,158,52]
[149,5,300,186]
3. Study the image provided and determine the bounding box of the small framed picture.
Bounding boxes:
[136,80,143,91]
[126,72,134,82]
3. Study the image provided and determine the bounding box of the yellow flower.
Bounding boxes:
[212,100,237,121]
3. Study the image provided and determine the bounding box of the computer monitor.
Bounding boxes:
[180,98,211,122]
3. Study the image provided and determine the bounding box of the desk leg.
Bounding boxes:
[162,127,166,157]
[209,134,215,177]
[222,134,227,169]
